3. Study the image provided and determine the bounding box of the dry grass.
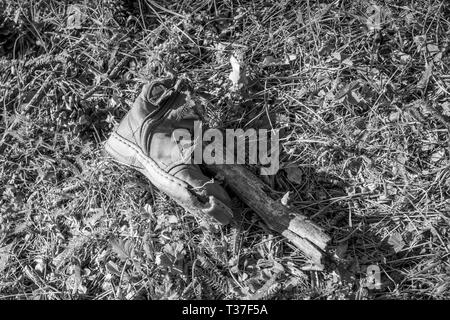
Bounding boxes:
[1,0,449,300]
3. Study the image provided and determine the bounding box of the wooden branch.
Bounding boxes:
[208,164,331,266]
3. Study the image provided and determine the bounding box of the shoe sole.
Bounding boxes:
[104,132,205,208]
[104,132,235,224]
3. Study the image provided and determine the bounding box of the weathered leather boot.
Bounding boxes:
[104,77,234,225]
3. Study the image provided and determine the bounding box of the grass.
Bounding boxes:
[0,0,449,300]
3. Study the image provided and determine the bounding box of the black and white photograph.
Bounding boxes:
[0,0,449,305]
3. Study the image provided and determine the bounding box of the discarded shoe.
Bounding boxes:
[104,77,234,225]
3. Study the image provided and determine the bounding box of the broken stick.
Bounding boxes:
[208,164,331,266]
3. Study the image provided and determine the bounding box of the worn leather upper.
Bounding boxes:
[105,77,234,225]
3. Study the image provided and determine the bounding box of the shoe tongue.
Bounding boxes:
[135,82,171,116]
[148,84,165,102]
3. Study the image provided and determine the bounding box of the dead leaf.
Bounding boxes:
[229,55,240,82]
[366,4,382,31]
[143,203,153,216]
[296,11,304,25]
[430,149,445,163]
[342,58,353,66]
[155,252,175,268]
[414,35,427,47]
[387,232,405,253]
[335,80,359,100]
[417,63,433,90]
[332,51,342,61]
[0,243,13,273]
[167,215,179,224]
[388,111,400,122]
[425,43,442,63]
[67,5,83,29]
[272,261,284,274]
[399,52,411,63]
[110,238,134,261]
[280,191,291,207]
[442,101,450,117]
[228,53,247,91]
[34,257,46,273]
[163,242,185,261]
[287,54,297,61]
[405,11,415,25]
[108,93,120,108]
[86,208,104,226]
[261,56,278,66]
[106,261,121,276]
[66,264,87,294]
[260,55,291,67]
[315,3,333,21]
[347,89,365,105]
[434,283,448,296]
[66,275,87,295]
[318,42,334,56]
[284,166,303,184]
[335,242,348,259]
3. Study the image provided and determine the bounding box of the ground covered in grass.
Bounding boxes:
[1,0,450,300]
